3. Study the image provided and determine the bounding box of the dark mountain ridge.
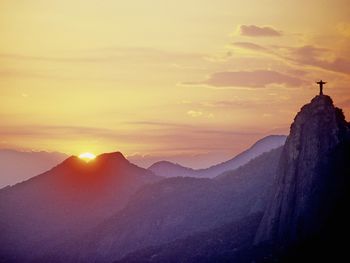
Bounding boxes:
[115,212,263,263]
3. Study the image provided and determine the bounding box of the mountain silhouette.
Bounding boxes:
[112,95,350,263]
[0,152,161,262]
[149,135,286,178]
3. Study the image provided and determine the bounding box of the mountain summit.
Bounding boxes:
[0,151,160,262]
[254,95,350,258]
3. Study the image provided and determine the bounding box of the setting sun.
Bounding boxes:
[78,152,96,162]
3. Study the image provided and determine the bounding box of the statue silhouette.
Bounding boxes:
[316,80,327,95]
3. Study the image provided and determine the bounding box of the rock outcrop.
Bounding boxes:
[255,95,350,248]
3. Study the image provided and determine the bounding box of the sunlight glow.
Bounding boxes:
[78,152,96,162]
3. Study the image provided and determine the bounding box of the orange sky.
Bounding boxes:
[1,0,350,167]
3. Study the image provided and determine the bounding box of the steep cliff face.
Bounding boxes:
[255,95,350,246]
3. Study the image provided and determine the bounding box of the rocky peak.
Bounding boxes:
[254,95,350,246]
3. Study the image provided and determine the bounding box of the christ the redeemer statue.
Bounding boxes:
[316,80,327,95]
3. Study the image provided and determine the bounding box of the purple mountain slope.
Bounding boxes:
[0,152,161,262]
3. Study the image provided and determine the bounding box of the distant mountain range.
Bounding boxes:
[0,135,286,188]
[68,147,282,263]
[0,149,67,188]
[148,135,286,178]
[0,138,284,262]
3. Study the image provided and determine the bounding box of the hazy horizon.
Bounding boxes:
[1,0,349,163]
[0,133,287,170]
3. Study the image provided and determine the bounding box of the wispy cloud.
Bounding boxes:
[184,70,305,88]
[187,110,203,117]
[0,47,204,64]
[238,25,282,37]
[0,125,120,139]
[124,121,263,136]
[286,45,350,74]
[231,42,269,51]
[0,47,208,82]
[230,41,350,75]
[124,121,193,129]
[200,99,270,109]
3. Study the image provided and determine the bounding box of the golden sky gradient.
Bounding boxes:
[1,0,350,167]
